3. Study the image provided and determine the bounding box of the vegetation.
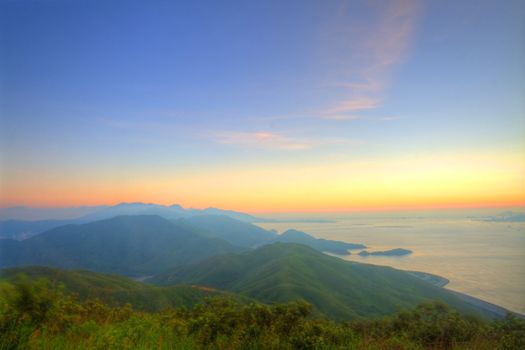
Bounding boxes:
[182,215,277,248]
[0,267,249,312]
[0,203,262,241]
[0,216,240,276]
[1,276,523,350]
[0,219,72,240]
[150,243,494,319]
[273,229,366,254]
[181,215,366,254]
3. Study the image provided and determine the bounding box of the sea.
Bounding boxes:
[257,208,525,314]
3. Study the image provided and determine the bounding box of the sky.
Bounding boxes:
[1,0,524,212]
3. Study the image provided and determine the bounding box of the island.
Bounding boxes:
[358,248,412,256]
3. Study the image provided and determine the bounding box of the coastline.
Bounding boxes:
[410,270,525,319]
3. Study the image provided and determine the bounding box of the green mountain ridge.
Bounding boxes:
[0,215,241,276]
[181,214,366,254]
[149,243,496,320]
[275,229,366,254]
[182,215,276,247]
[0,215,512,321]
[0,266,249,311]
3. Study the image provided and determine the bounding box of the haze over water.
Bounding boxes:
[259,209,525,314]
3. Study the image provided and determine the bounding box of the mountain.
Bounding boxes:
[1,202,266,240]
[180,215,366,255]
[0,215,241,276]
[81,202,265,223]
[0,266,246,311]
[0,219,73,240]
[182,215,277,247]
[0,205,107,220]
[273,229,366,254]
[149,243,495,320]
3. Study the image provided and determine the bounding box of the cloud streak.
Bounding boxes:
[214,131,312,150]
[321,0,422,119]
[213,131,363,151]
[321,96,381,117]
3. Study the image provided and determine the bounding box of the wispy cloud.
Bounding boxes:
[320,0,422,119]
[321,114,401,121]
[96,2,420,152]
[321,96,381,116]
[213,131,364,151]
[214,131,312,151]
[322,114,364,121]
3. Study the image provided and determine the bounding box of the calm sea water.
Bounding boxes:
[258,210,525,314]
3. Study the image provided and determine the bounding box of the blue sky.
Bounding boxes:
[1,0,524,210]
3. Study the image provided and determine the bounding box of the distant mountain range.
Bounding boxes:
[0,202,263,240]
[0,202,341,241]
[180,215,365,253]
[0,215,240,275]
[0,214,514,320]
[0,202,261,221]
[0,215,364,275]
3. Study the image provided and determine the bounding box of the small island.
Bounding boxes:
[358,248,412,256]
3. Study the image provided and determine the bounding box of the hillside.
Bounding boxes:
[0,219,73,240]
[182,215,277,247]
[0,266,239,311]
[3,276,523,350]
[182,215,366,254]
[150,243,495,320]
[0,215,241,276]
[0,203,266,240]
[273,229,366,254]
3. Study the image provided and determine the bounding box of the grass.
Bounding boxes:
[1,272,523,349]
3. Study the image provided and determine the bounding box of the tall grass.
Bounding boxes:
[1,277,523,349]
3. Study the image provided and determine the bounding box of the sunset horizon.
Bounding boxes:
[1,1,524,347]
[1,0,523,212]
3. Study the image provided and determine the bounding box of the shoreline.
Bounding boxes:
[409,270,525,319]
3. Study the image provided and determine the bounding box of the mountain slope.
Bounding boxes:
[57,202,263,223]
[0,219,75,240]
[0,203,266,240]
[181,215,366,255]
[0,215,240,276]
[150,243,492,320]
[182,215,277,247]
[273,229,366,254]
[0,266,245,311]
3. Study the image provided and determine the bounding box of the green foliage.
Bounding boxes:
[1,277,523,350]
[181,216,365,254]
[182,215,276,248]
[274,229,365,254]
[0,266,247,312]
[151,243,491,319]
[492,314,525,350]
[0,215,239,276]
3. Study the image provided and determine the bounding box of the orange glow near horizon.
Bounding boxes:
[1,151,524,213]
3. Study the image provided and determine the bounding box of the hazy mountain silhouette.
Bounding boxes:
[0,215,241,276]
